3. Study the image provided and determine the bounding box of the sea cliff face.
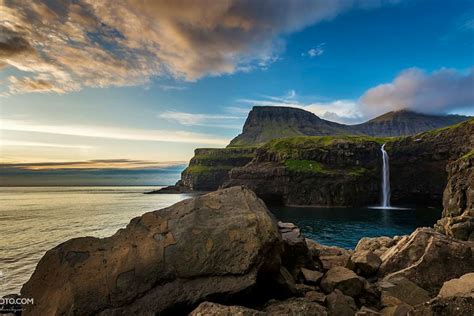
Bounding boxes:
[225,136,385,206]
[224,120,473,207]
[176,147,255,191]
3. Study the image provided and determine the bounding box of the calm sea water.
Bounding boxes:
[0,186,441,295]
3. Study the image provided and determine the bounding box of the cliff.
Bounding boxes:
[435,151,474,240]
[225,136,388,206]
[224,119,474,207]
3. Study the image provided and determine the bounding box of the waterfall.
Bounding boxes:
[381,144,391,207]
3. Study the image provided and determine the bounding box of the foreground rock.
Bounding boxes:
[320,267,365,297]
[21,187,283,315]
[438,273,474,298]
[379,227,473,295]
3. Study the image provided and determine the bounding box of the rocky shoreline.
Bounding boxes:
[3,180,472,315]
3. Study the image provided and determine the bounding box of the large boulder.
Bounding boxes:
[379,227,473,295]
[355,236,400,257]
[320,266,365,297]
[326,289,357,316]
[21,187,284,315]
[378,276,430,307]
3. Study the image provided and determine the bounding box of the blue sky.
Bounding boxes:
[0,0,473,185]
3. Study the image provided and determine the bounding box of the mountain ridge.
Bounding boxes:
[228,106,471,147]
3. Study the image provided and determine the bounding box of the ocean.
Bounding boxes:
[0,186,441,295]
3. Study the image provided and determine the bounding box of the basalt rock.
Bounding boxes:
[21,187,283,315]
[355,236,400,258]
[263,298,328,316]
[379,227,474,295]
[320,267,365,297]
[435,153,474,241]
[190,302,263,316]
[349,250,382,276]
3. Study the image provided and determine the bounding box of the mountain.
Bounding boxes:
[228,106,471,146]
[228,106,359,147]
[353,109,471,137]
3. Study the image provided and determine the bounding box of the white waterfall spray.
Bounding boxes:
[381,144,391,207]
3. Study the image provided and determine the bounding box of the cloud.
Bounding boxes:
[159,111,244,129]
[0,119,230,145]
[303,43,325,57]
[0,159,186,170]
[0,140,94,149]
[359,67,474,117]
[0,0,399,94]
[238,94,363,124]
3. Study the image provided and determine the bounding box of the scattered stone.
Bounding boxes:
[379,227,474,295]
[264,298,327,315]
[20,187,284,315]
[304,291,326,304]
[320,266,365,297]
[356,306,381,315]
[301,268,324,285]
[295,284,318,296]
[349,250,382,276]
[280,222,310,277]
[190,302,263,316]
[378,276,431,307]
[438,272,474,298]
[326,289,357,316]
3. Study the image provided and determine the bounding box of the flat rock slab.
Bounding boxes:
[320,266,365,297]
[301,268,324,285]
[379,276,430,307]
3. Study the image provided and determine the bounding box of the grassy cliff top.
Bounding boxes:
[262,135,397,155]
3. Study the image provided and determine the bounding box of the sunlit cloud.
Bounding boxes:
[159,111,243,129]
[0,119,230,145]
[0,0,400,94]
[0,140,94,149]
[0,159,186,170]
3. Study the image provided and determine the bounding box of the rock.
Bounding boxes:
[300,268,324,285]
[380,304,412,316]
[320,266,365,297]
[190,302,263,316]
[279,222,310,275]
[378,276,431,307]
[349,250,382,276]
[320,255,351,271]
[410,296,474,315]
[264,298,327,315]
[294,284,318,296]
[434,153,474,241]
[274,266,297,296]
[356,306,381,315]
[326,289,357,316]
[379,227,474,295]
[304,291,326,304]
[355,236,399,257]
[438,273,474,298]
[21,187,283,315]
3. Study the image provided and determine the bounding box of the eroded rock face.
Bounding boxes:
[320,267,365,297]
[435,154,474,241]
[349,250,382,276]
[379,228,474,295]
[21,187,283,315]
[355,236,400,258]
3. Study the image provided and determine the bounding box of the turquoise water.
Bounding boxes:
[271,205,441,249]
[0,186,441,295]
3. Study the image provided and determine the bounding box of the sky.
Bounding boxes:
[0,0,473,185]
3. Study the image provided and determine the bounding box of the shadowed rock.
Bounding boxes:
[379,227,474,295]
[21,187,283,315]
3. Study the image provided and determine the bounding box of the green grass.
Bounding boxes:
[184,165,234,174]
[459,150,474,160]
[284,159,368,176]
[263,135,397,156]
[417,118,473,137]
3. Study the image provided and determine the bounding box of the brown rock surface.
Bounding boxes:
[379,227,473,295]
[190,302,263,316]
[438,273,474,298]
[378,276,430,307]
[326,289,357,316]
[21,187,283,315]
[264,298,327,315]
[349,250,382,276]
[320,266,365,297]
